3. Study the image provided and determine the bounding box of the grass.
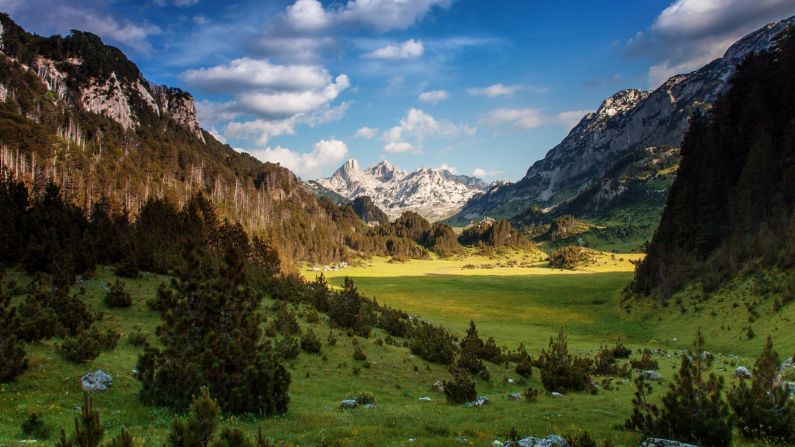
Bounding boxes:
[1,251,793,446]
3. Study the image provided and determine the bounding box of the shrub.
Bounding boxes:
[300,329,321,354]
[728,336,795,443]
[515,356,533,378]
[326,331,337,346]
[57,393,104,447]
[354,393,375,405]
[14,298,57,342]
[328,278,374,337]
[0,278,28,382]
[104,280,132,308]
[481,337,503,363]
[593,345,629,377]
[59,328,103,364]
[443,367,476,404]
[305,309,320,324]
[127,326,148,347]
[537,330,592,392]
[408,322,457,365]
[377,307,409,337]
[548,246,590,269]
[611,339,632,358]
[21,413,49,439]
[276,336,300,360]
[564,431,597,447]
[270,303,300,336]
[522,386,538,402]
[630,349,659,370]
[353,344,367,361]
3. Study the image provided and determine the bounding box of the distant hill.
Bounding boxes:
[314,159,488,222]
[351,196,389,226]
[632,28,795,300]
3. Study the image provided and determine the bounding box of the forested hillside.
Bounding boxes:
[632,30,795,300]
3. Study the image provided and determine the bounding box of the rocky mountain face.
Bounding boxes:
[449,15,795,225]
[314,160,488,222]
[0,15,204,141]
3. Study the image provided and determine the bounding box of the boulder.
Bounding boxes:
[418,396,432,402]
[433,380,444,392]
[81,370,113,392]
[464,396,488,407]
[734,366,752,379]
[639,439,698,447]
[508,392,522,400]
[339,399,358,409]
[550,392,564,398]
[503,434,570,447]
[643,370,664,382]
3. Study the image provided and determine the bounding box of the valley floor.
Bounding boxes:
[1,251,792,446]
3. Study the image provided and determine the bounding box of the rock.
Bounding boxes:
[339,399,358,409]
[464,396,488,407]
[418,396,432,402]
[639,438,698,447]
[493,441,503,447]
[81,370,113,392]
[643,370,664,382]
[504,434,570,447]
[508,392,522,400]
[734,366,752,379]
[507,378,515,384]
[433,380,444,392]
[550,392,564,398]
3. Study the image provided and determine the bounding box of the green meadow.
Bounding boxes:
[1,251,793,446]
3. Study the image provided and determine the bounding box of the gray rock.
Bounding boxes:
[550,392,564,398]
[418,396,432,402]
[734,366,752,379]
[464,396,488,407]
[493,441,503,447]
[503,434,570,447]
[639,439,698,447]
[508,392,522,400]
[433,380,444,392]
[644,370,664,382]
[339,399,358,409]
[81,370,113,392]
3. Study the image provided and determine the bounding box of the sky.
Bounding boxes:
[3,0,795,181]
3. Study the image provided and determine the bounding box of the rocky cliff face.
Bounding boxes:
[315,160,488,221]
[449,15,795,224]
[0,14,204,141]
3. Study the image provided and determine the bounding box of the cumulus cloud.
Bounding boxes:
[629,0,795,87]
[285,0,331,31]
[363,39,424,59]
[182,58,332,92]
[0,0,160,52]
[247,138,349,179]
[472,168,502,178]
[381,108,474,154]
[480,108,590,130]
[418,89,448,103]
[467,83,523,98]
[355,126,379,139]
[235,74,349,117]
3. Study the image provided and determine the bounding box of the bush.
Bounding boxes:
[522,387,538,402]
[127,326,148,347]
[277,336,300,360]
[328,278,374,337]
[271,303,300,336]
[630,349,659,370]
[593,345,629,377]
[104,280,132,308]
[59,328,103,364]
[21,413,49,439]
[443,367,476,404]
[564,431,597,447]
[354,393,375,405]
[353,344,367,361]
[728,336,795,443]
[611,339,632,358]
[408,322,457,365]
[537,331,592,392]
[300,329,321,354]
[548,246,590,269]
[1,278,28,382]
[14,298,57,342]
[515,356,533,378]
[99,328,120,351]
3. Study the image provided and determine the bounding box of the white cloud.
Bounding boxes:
[363,39,424,59]
[338,0,453,32]
[384,142,418,153]
[224,118,298,146]
[355,126,379,139]
[384,108,475,142]
[467,83,523,98]
[630,0,795,87]
[236,74,349,117]
[418,89,448,103]
[438,164,457,174]
[472,168,502,178]
[247,138,349,179]
[285,0,331,31]
[182,58,332,92]
[192,15,209,25]
[480,108,591,130]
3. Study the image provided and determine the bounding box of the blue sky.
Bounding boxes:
[4,0,795,180]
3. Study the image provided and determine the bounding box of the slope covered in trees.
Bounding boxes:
[632,30,795,299]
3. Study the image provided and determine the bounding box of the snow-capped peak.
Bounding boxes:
[315,160,491,221]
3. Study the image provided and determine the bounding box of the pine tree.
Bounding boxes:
[457,320,485,374]
[168,387,219,447]
[728,336,795,442]
[72,393,104,447]
[654,330,732,447]
[624,375,659,435]
[537,330,591,392]
[0,273,27,382]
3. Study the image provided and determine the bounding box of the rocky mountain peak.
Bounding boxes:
[595,89,649,119]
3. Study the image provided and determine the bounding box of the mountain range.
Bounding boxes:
[448,15,795,227]
[312,160,488,221]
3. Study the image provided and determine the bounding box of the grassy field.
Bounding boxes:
[1,250,793,446]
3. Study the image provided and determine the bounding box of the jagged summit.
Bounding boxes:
[315,160,489,222]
